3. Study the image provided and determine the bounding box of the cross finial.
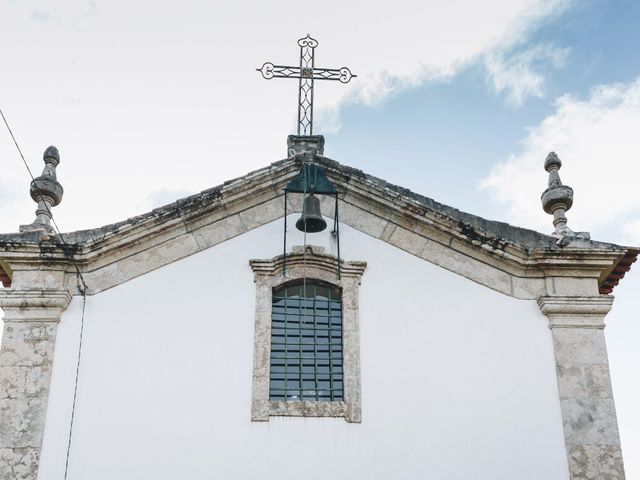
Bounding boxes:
[257,35,356,135]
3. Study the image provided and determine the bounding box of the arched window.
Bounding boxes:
[269,280,343,401]
[250,246,366,422]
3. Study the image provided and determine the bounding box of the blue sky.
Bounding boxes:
[1,0,639,475]
[327,0,640,220]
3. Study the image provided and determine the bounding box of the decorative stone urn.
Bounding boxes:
[540,151,589,243]
[19,146,64,233]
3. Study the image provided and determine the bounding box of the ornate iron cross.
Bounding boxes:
[257,34,356,136]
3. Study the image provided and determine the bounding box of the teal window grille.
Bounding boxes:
[269,280,343,401]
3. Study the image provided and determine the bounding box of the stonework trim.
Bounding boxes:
[0,288,72,480]
[270,401,346,418]
[2,158,626,303]
[0,290,72,323]
[538,296,614,329]
[249,246,366,423]
[538,295,625,480]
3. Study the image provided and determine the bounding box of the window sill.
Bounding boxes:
[252,400,360,423]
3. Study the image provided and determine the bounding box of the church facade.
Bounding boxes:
[0,137,635,479]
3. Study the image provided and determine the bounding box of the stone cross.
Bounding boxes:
[257,34,356,136]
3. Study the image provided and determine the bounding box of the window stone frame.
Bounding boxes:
[249,245,366,423]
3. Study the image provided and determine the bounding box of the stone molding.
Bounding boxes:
[268,400,346,418]
[249,246,366,423]
[0,159,627,300]
[0,289,72,322]
[538,296,614,329]
[538,295,625,480]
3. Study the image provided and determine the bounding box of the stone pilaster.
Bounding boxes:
[0,289,72,480]
[538,296,625,480]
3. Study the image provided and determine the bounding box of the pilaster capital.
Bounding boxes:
[537,295,614,329]
[0,288,73,322]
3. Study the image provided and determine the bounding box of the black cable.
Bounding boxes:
[1,105,89,477]
[0,107,36,180]
[63,291,87,480]
[0,106,88,291]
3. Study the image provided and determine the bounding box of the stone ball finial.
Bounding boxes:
[43,145,60,164]
[544,151,562,171]
[19,145,64,234]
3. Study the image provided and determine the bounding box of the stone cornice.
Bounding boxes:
[537,296,614,329]
[0,288,73,322]
[0,157,632,297]
[538,295,614,315]
[250,246,366,283]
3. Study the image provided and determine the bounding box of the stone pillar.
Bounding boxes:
[0,289,72,480]
[538,296,625,480]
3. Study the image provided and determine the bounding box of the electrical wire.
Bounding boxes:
[0,106,88,292]
[1,105,88,478]
[63,288,87,480]
[0,107,36,180]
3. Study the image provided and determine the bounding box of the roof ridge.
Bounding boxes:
[0,154,631,253]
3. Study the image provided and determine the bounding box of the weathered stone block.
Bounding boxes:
[0,398,46,448]
[9,269,65,290]
[557,365,585,399]
[1,324,56,343]
[251,400,269,422]
[552,328,609,366]
[239,197,284,231]
[268,400,346,418]
[252,326,271,374]
[0,447,39,480]
[552,277,600,297]
[24,366,51,398]
[192,214,246,250]
[379,221,396,242]
[0,367,26,399]
[558,364,615,400]
[568,445,625,480]
[251,375,269,402]
[338,202,386,239]
[561,397,620,446]
[422,240,512,296]
[388,225,428,256]
[584,364,614,399]
[511,275,545,300]
[0,339,55,368]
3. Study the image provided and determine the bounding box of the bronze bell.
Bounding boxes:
[295,194,327,233]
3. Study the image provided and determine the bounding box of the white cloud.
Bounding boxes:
[485,43,569,106]
[481,77,640,245]
[0,0,573,233]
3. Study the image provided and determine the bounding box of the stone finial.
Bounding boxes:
[540,151,589,244]
[19,146,64,233]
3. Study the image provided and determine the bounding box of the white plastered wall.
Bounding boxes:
[37,216,569,480]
